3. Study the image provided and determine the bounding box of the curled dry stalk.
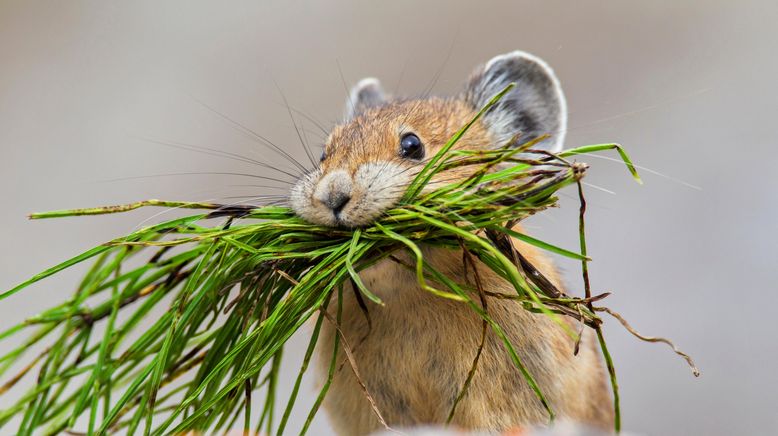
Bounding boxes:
[0,84,698,435]
[595,307,700,377]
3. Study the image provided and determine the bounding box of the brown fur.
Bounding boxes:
[312,99,614,435]
[322,98,492,179]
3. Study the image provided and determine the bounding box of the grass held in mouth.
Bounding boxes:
[0,85,698,435]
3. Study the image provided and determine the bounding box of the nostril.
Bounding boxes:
[326,192,351,214]
[314,170,353,216]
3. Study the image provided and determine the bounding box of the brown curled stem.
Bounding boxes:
[595,306,700,377]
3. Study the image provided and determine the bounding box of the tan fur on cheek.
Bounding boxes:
[341,161,409,226]
[290,168,337,227]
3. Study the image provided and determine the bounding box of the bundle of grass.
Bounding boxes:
[0,85,697,435]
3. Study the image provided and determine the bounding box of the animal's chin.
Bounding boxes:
[333,217,361,229]
[291,205,386,229]
[317,211,379,229]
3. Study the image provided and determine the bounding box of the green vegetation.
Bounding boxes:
[0,85,695,435]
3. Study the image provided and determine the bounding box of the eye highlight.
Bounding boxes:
[399,133,424,160]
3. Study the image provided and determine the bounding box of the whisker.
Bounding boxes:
[220,194,289,201]
[227,184,290,191]
[336,58,372,160]
[398,36,458,131]
[582,181,616,195]
[133,135,301,180]
[274,79,317,167]
[298,126,326,141]
[100,171,293,186]
[392,58,409,95]
[212,195,290,209]
[125,194,231,234]
[288,106,330,136]
[583,153,702,190]
[192,97,310,173]
[337,59,357,120]
[120,182,293,234]
[300,119,314,164]
[566,87,712,132]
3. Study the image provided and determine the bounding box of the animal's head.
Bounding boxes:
[290,51,566,227]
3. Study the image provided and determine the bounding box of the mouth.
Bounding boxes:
[330,208,366,229]
[332,212,348,227]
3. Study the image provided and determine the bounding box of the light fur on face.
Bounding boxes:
[290,161,409,227]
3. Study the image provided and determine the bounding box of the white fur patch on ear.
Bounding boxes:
[465,50,567,152]
[345,77,387,120]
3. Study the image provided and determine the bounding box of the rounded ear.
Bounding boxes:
[463,51,567,152]
[344,78,387,120]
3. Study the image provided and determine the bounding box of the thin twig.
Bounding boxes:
[321,310,391,432]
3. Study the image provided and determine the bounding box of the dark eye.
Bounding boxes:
[320,149,327,162]
[399,133,424,160]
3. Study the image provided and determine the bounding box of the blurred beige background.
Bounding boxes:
[1,0,777,434]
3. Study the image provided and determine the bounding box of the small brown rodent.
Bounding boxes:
[290,51,613,435]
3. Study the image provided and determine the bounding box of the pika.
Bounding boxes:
[290,51,614,435]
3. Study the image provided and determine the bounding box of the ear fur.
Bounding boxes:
[464,51,567,152]
[345,78,387,120]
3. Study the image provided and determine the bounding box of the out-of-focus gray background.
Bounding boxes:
[1,1,776,434]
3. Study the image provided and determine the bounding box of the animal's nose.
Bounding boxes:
[314,170,353,216]
[326,192,351,214]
